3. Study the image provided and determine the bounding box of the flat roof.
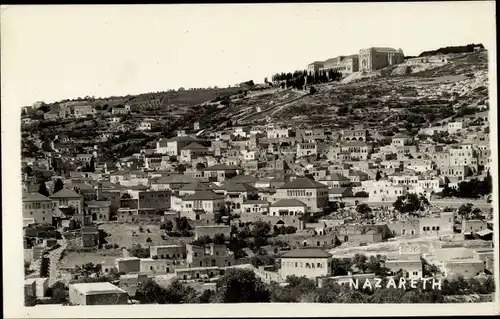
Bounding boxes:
[70,282,127,295]
[176,266,219,272]
[281,248,332,259]
[445,259,484,264]
[385,259,422,264]
[152,245,184,248]
[115,257,140,261]
[195,225,231,229]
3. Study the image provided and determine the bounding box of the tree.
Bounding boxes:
[369,288,405,303]
[195,162,206,171]
[339,290,367,303]
[175,164,186,174]
[213,233,226,245]
[161,220,174,231]
[38,181,50,197]
[89,157,96,173]
[191,235,212,247]
[47,281,69,304]
[424,263,441,277]
[365,255,385,275]
[53,178,64,194]
[250,255,276,268]
[458,203,473,219]
[175,217,191,232]
[39,103,50,113]
[251,221,271,239]
[352,253,368,273]
[212,269,270,303]
[24,261,32,275]
[356,204,373,219]
[197,289,215,303]
[25,294,37,307]
[393,193,425,215]
[129,244,150,258]
[163,280,197,304]
[22,165,33,176]
[470,207,484,220]
[316,280,342,303]
[331,258,353,276]
[309,86,317,94]
[136,278,167,304]
[251,221,271,249]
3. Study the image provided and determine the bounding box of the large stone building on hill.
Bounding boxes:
[307,46,404,75]
[321,55,359,74]
[358,47,405,71]
[307,55,359,76]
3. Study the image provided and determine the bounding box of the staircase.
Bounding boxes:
[48,240,67,287]
[32,259,42,277]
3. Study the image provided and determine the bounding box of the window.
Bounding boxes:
[317,263,321,268]
[436,226,440,231]
[295,262,298,267]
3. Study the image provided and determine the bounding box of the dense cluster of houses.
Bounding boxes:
[22,98,493,305]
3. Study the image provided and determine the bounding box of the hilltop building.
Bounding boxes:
[358,47,405,71]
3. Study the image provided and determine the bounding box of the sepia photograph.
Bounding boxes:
[1,2,498,318]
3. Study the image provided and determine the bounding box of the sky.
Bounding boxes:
[1,2,496,107]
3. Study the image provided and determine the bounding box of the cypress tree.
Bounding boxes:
[38,182,50,197]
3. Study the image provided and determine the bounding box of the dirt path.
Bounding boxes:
[238,90,309,123]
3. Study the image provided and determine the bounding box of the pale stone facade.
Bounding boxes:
[359,47,405,71]
[279,249,333,279]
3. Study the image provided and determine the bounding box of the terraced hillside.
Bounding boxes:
[213,51,489,133]
[26,51,489,163]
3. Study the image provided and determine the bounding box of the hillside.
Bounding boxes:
[23,50,489,162]
[48,87,241,118]
[418,43,484,57]
[209,51,489,134]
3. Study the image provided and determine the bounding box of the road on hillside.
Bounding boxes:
[237,90,309,123]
